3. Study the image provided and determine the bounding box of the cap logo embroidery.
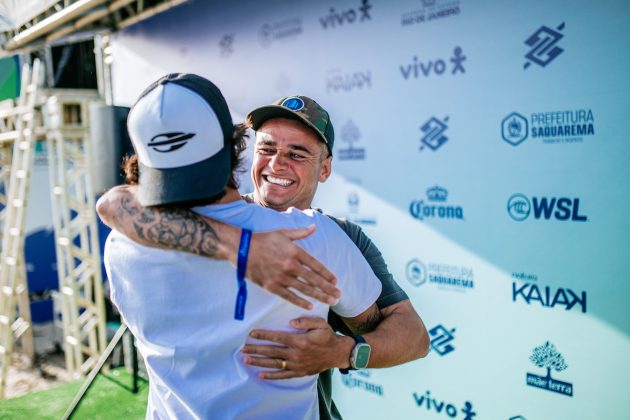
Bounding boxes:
[281,97,305,111]
[148,132,196,153]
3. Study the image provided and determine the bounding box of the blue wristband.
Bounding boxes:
[235,229,252,320]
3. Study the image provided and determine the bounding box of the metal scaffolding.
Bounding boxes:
[43,90,107,379]
[0,59,41,397]
[0,60,107,396]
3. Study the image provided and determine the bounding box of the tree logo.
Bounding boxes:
[526,341,573,397]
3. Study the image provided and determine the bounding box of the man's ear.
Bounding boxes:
[319,155,332,182]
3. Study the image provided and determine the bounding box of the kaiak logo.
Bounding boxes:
[341,370,384,396]
[407,259,474,292]
[507,194,587,222]
[326,69,372,93]
[429,324,456,356]
[401,0,461,26]
[412,390,476,419]
[339,120,365,160]
[320,0,372,29]
[400,47,466,79]
[219,34,234,57]
[502,112,528,146]
[420,116,449,151]
[513,278,587,313]
[410,186,464,221]
[524,23,565,69]
[148,132,195,153]
[526,341,573,397]
[259,18,303,47]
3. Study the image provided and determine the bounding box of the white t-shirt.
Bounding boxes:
[104,199,382,420]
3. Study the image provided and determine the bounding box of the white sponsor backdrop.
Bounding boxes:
[109,0,630,418]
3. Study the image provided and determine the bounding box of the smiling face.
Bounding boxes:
[251,118,332,211]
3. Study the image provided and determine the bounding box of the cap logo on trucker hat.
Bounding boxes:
[281,97,305,111]
[128,82,225,170]
[148,132,196,153]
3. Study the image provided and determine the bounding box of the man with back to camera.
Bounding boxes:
[98,93,430,419]
[103,73,385,418]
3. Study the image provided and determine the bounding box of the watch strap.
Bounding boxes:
[339,335,366,375]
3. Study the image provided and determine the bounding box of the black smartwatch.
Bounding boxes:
[340,335,371,374]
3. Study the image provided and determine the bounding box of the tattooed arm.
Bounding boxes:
[96,185,340,309]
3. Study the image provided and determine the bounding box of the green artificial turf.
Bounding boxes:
[0,368,148,419]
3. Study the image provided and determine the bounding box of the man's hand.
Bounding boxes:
[96,185,340,310]
[241,317,354,380]
[247,227,340,310]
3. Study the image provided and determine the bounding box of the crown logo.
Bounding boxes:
[427,185,448,202]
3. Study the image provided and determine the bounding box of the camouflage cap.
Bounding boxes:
[246,96,334,155]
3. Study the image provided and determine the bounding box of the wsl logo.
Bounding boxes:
[412,390,476,419]
[320,0,372,29]
[526,341,573,397]
[410,186,464,221]
[148,132,195,153]
[339,120,366,160]
[507,194,588,222]
[420,116,449,151]
[524,23,565,69]
[501,112,528,146]
[400,47,466,79]
[326,69,372,93]
[429,324,456,356]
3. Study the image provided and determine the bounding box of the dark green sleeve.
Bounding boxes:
[327,215,409,309]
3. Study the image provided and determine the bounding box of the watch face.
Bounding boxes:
[352,343,371,369]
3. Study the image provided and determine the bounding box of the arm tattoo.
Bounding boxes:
[113,194,220,257]
[349,305,383,335]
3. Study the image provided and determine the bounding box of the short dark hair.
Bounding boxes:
[123,123,249,206]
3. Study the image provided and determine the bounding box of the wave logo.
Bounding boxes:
[412,390,476,419]
[524,23,565,69]
[420,116,449,151]
[502,112,528,146]
[507,194,531,221]
[527,341,573,397]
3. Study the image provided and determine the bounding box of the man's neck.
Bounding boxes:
[216,188,242,205]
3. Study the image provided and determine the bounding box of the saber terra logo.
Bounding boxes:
[526,341,573,397]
